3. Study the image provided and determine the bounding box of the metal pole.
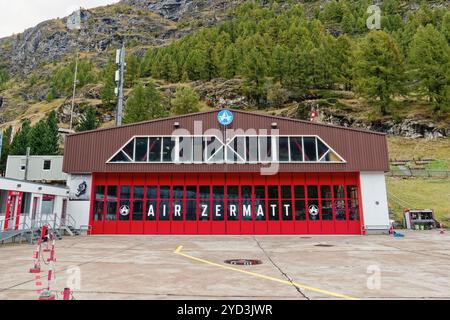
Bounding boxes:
[116,43,125,126]
[24,147,30,181]
[69,52,79,131]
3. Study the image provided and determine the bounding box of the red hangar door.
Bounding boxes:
[90,172,363,235]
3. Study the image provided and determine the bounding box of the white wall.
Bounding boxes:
[67,201,90,228]
[360,172,390,232]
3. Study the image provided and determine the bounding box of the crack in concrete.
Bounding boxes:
[253,236,310,300]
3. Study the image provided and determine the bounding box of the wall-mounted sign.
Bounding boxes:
[217,109,234,126]
[68,175,92,201]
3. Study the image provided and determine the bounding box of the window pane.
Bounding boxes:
[95,186,105,200]
[94,201,104,221]
[205,137,224,163]
[304,137,317,161]
[307,186,318,199]
[227,137,245,163]
[259,137,272,162]
[135,138,148,162]
[295,200,306,220]
[149,138,162,162]
[348,200,360,221]
[200,186,210,200]
[193,137,204,162]
[133,201,144,221]
[268,200,279,220]
[123,140,134,159]
[227,199,239,221]
[213,186,224,200]
[281,186,292,199]
[111,151,131,162]
[255,199,266,221]
[308,200,320,220]
[134,186,144,199]
[290,137,303,161]
[334,185,345,199]
[186,186,197,200]
[159,201,170,220]
[106,201,117,221]
[268,186,278,199]
[294,186,305,199]
[246,137,258,162]
[173,201,183,221]
[160,186,170,199]
[179,137,193,162]
[186,201,197,221]
[173,186,184,200]
[147,186,157,199]
[119,200,130,221]
[255,186,266,199]
[278,137,289,161]
[241,186,252,199]
[317,139,329,160]
[347,186,359,200]
[227,186,238,199]
[120,186,131,199]
[107,186,118,199]
[146,200,157,220]
[162,138,176,162]
[199,201,210,221]
[320,186,332,199]
[334,200,346,221]
[242,199,253,220]
[282,200,293,220]
[322,200,333,220]
[213,197,225,221]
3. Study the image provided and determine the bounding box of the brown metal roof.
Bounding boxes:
[63,110,389,174]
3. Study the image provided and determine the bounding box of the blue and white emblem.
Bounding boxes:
[218,109,234,126]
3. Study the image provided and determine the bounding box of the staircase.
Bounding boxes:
[0,213,82,246]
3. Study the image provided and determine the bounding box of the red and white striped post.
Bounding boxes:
[29,237,42,274]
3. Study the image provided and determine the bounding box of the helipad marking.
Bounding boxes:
[174,246,358,300]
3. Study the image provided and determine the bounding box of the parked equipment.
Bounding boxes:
[404,209,437,230]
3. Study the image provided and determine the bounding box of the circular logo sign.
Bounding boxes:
[218,109,234,126]
[120,205,130,217]
[309,205,319,216]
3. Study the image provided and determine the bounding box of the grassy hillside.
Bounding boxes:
[386,136,450,223]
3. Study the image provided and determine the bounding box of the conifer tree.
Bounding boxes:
[171,86,201,115]
[123,82,167,124]
[77,107,99,132]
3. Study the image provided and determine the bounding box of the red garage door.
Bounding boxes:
[90,173,363,235]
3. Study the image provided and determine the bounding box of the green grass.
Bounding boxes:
[387,177,450,222]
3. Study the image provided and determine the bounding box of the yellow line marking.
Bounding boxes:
[174,245,359,300]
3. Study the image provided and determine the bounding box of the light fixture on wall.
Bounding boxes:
[271,122,278,129]
[38,187,42,191]
[16,184,22,188]
[174,122,181,128]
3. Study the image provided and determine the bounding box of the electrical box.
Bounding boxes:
[116,49,121,65]
[404,209,437,230]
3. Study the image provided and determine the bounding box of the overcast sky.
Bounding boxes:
[0,0,121,38]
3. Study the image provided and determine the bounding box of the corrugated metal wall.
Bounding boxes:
[63,110,389,174]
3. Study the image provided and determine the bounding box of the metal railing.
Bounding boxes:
[387,170,450,178]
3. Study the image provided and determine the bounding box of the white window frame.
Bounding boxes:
[106,135,346,164]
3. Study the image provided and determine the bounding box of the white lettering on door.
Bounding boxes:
[215,205,222,217]
[284,204,291,216]
[229,205,237,217]
[257,205,264,217]
[174,205,181,217]
[243,205,252,217]
[201,204,209,217]
[147,205,155,217]
[270,204,277,217]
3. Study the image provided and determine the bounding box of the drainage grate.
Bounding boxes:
[224,259,263,266]
[315,244,335,247]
